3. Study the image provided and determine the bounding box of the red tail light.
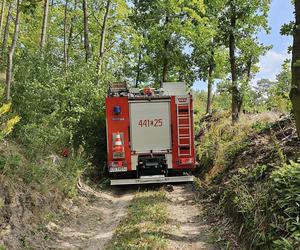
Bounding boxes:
[178,158,193,165]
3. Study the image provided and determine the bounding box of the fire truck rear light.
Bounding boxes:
[110,161,123,167]
[178,158,193,165]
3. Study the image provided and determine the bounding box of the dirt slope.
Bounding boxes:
[166,184,217,250]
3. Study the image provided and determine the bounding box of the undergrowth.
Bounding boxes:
[221,161,300,249]
[109,190,168,250]
[198,113,300,249]
[198,113,272,183]
[0,142,87,198]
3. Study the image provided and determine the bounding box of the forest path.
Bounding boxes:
[165,184,218,250]
[35,183,219,250]
[42,182,134,250]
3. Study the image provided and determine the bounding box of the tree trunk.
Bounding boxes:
[206,43,214,115]
[1,2,11,61]
[162,39,169,83]
[135,47,142,88]
[40,0,49,49]
[96,0,110,78]
[229,1,239,124]
[291,1,300,138]
[162,15,169,86]
[246,57,252,84]
[206,66,213,114]
[67,0,77,64]
[6,0,21,101]
[82,0,91,62]
[0,0,6,39]
[63,0,68,70]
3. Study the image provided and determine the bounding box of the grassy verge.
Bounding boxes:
[108,189,168,250]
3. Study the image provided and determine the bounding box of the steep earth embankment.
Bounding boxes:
[197,114,300,249]
[0,179,134,250]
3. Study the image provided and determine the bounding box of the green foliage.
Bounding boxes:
[109,190,168,250]
[202,118,300,249]
[270,161,300,249]
[0,103,21,140]
[129,0,207,85]
[251,60,292,113]
[12,50,107,163]
[251,120,269,132]
[0,146,86,197]
[221,165,272,247]
[219,161,300,249]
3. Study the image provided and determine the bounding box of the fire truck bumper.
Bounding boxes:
[110,175,194,186]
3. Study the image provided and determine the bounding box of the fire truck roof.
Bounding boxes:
[108,82,188,97]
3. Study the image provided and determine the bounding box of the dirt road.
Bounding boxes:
[166,184,217,250]
[25,183,218,250]
[41,183,134,250]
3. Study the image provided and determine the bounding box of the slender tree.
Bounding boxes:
[6,0,21,101]
[40,0,49,48]
[0,0,6,38]
[207,47,214,114]
[228,0,240,123]
[218,0,270,124]
[135,47,142,87]
[82,0,90,62]
[291,0,300,137]
[162,15,169,84]
[67,0,77,64]
[190,0,226,115]
[96,0,110,77]
[63,0,68,70]
[1,2,11,60]
[130,0,205,86]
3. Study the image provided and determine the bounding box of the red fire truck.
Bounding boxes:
[105,82,196,185]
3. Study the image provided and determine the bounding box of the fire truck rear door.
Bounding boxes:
[129,100,171,153]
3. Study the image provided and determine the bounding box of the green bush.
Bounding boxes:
[12,50,107,164]
[270,161,300,249]
[219,161,300,249]
[17,121,71,159]
[0,148,86,197]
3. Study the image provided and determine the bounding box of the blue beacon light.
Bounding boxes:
[113,105,121,115]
